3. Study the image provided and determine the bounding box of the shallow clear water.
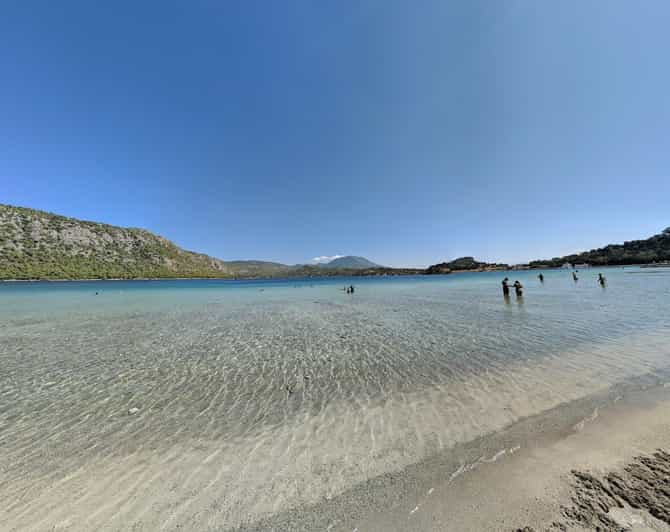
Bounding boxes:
[1,267,669,530]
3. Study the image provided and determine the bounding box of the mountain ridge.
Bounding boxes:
[3,204,668,280]
[0,205,404,280]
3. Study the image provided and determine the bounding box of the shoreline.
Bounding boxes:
[238,373,670,531]
[0,263,651,284]
[0,272,425,283]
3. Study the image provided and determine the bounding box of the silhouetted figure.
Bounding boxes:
[572,271,579,282]
[349,285,355,294]
[538,273,544,283]
[513,280,523,297]
[502,277,510,297]
[598,273,606,286]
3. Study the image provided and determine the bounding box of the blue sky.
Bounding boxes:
[2,1,669,267]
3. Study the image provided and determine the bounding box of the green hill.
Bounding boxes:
[0,204,231,280]
[529,228,670,268]
[225,260,296,278]
[425,256,508,274]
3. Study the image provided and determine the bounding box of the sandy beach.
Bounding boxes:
[3,367,670,531]
[238,377,670,532]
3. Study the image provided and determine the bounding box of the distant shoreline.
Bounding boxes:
[1,263,652,284]
[0,271,424,283]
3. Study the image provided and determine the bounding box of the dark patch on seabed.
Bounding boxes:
[518,449,670,531]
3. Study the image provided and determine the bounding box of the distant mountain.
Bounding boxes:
[0,204,231,280]
[321,256,381,269]
[529,228,670,268]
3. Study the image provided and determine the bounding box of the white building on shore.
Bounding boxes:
[563,262,591,269]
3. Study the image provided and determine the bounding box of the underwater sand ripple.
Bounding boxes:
[1,278,670,530]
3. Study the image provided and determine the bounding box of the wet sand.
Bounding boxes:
[242,379,670,532]
[385,385,670,532]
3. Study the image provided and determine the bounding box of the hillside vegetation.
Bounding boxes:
[0,205,415,280]
[8,203,663,281]
[529,228,670,268]
[425,256,508,274]
[0,205,230,279]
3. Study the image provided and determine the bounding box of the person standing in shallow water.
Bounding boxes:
[502,277,510,297]
[513,280,523,297]
[572,271,579,281]
[538,273,544,283]
[598,273,606,286]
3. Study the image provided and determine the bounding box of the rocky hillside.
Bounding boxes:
[0,205,231,279]
[0,204,429,280]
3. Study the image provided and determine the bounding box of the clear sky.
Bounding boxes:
[2,1,669,267]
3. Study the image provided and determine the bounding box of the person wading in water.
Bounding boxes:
[502,277,510,297]
[513,280,524,297]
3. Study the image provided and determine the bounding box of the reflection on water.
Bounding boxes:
[1,267,669,530]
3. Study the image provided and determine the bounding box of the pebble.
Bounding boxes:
[128,407,140,415]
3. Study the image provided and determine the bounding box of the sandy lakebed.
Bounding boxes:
[1,270,669,530]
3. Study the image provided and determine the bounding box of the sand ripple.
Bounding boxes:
[1,273,669,530]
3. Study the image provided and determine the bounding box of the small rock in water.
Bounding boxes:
[128,407,140,415]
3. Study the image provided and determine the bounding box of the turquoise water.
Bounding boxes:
[1,267,670,530]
